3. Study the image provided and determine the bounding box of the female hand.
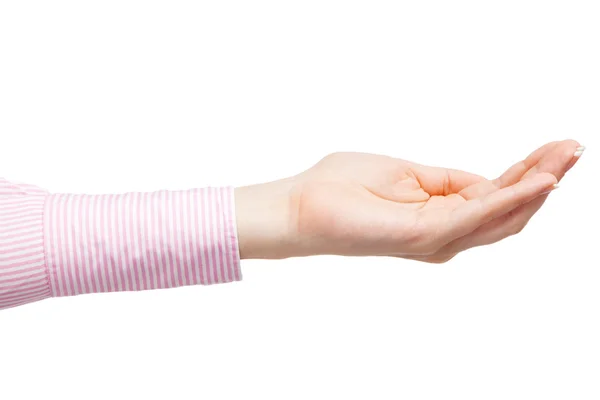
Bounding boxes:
[235,140,583,261]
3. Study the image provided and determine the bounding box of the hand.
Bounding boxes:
[235,140,584,261]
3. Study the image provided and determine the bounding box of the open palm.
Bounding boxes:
[290,140,582,261]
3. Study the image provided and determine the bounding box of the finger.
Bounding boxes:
[457,141,562,200]
[458,179,498,200]
[458,140,560,200]
[367,178,431,204]
[459,139,582,200]
[493,139,581,188]
[442,193,551,255]
[492,141,560,188]
[438,172,557,244]
[520,139,583,182]
[409,165,486,196]
[444,141,583,252]
[403,140,583,261]
[413,139,572,199]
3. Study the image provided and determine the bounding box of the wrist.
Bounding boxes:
[234,177,299,260]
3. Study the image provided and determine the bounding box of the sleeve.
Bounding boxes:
[1,179,50,310]
[0,179,242,311]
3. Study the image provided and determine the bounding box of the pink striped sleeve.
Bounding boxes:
[0,179,242,310]
[0,178,51,310]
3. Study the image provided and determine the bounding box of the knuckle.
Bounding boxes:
[420,251,456,264]
[320,152,347,163]
[508,220,526,236]
[431,254,456,264]
[477,198,494,223]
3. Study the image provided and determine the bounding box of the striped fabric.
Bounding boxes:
[0,178,242,311]
[0,179,50,310]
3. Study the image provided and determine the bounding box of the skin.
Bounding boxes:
[235,139,583,262]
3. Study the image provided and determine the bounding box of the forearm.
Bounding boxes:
[1,179,242,310]
[44,187,241,296]
[1,174,298,311]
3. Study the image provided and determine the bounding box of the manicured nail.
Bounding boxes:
[540,184,559,196]
[574,146,586,157]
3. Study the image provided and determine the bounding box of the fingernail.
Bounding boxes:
[574,146,586,157]
[540,184,559,196]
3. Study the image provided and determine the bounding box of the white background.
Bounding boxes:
[1,1,598,399]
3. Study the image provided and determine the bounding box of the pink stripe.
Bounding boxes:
[0,286,50,301]
[69,195,84,294]
[43,193,56,297]
[198,188,210,284]
[187,190,200,284]
[0,292,47,304]
[108,194,124,291]
[193,189,208,284]
[92,194,107,292]
[74,195,90,294]
[163,191,174,287]
[1,212,45,223]
[215,190,226,282]
[79,195,94,293]
[55,194,69,295]
[0,223,41,236]
[144,192,155,290]
[73,195,86,293]
[0,217,43,230]
[0,235,43,247]
[211,188,225,283]
[163,190,174,288]
[2,179,242,311]
[0,257,45,271]
[57,194,70,296]
[126,193,139,290]
[148,191,160,289]
[0,243,44,257]
[0,296,46,308]
[0,252,43,264]
[202,188,215,284]
[157,191,168,288]
[0,270,47,284]
[0,198,42,208]
[98,194,115,291]
[0,287,49,302]
[166,191,178,287]
[169,191,181,287]
[64,195,79,295]
[179,191,192,286]
[113,194,128,291]
[0,276,49,292]
[88,195,103,292]
[0,197,45,206]
[171,191,185,286]
[0,263,45,278]
[135,192,147,290]
[0,208,43,218]
[174,192,183,286]
[50,194,67,296]
[208,188,220,283]
[228,187,240,281]
[122,193,135,291]
[115,194,132,291]
[217,189,229,282]
[220,187,235,281]
[0,294,50,309]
